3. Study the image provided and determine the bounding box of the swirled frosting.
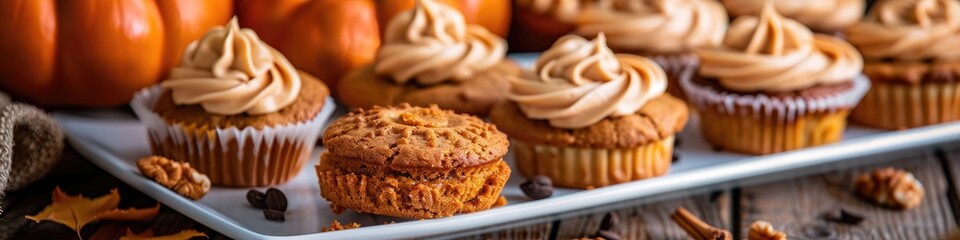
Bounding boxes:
[515,0,589,23]
[576,0,728,54]
[161,18,301,115]
[375,0,507,85]
[509,34,667,129]
[697,5,863,92]
[845,0,960,61]
[722,0,864,32]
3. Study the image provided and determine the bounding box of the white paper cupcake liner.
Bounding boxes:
[680,75,871,122]
[130,86,336,187]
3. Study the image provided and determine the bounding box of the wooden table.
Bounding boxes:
[4,144,960,239]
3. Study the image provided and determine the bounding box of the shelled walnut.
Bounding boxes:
[138,156,211,200]
[748,221,786,240]
[854,167,924,209]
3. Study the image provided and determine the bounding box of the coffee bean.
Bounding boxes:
[823,208,865,225]
[599,212,620,231]
[246,190,266,209]
[520,175,553,200]
[263,209,285,222]
[592,230,621,240]
[265,188,288,212]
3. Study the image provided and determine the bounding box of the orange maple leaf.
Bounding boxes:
[120,229,207,240]
[25,187,160,238]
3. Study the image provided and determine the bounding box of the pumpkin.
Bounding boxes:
[236,0,510,92]
[0,0,233,107]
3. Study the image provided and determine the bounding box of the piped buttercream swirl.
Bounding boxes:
[697,5,863,92]
[509,34,667,129]
[722,0,864,32]
[845,0,960,61]
[576,0,728,54]
[375,0,507,85]
[161,18,301,115]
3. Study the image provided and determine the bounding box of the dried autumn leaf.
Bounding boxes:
[25,187,160,237]
[120,228,207,240]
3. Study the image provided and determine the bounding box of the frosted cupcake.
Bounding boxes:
[338,0,518,117]
[682,4,869,154]
[846,0,960,129]
[131,18,334,187]
[576,0,728,99]
[490,34,688,189]
[722,0,864,34]
[510,0,590,52]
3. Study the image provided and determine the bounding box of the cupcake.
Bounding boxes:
[575,0,728,99]
[338,0,519,117]
[681,4,868,154]
[721,0,864,34]
[130,18,334,187]
[489,34,689,189]
[317,104,511,219]
[845,0,960,129]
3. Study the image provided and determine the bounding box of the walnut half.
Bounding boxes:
[748,221,786,240]
[854,167,924,209]
[137,156,211,200]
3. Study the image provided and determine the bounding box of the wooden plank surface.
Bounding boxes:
[739,153,956,239]
[554,191,730,239]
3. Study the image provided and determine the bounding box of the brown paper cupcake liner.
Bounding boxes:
[851,81,960,129]
[131,86,335,187]
[700,107,851,154]
[512,136,674,189]
[680,75,870,154]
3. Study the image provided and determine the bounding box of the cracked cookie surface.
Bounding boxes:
[323,104,509,169]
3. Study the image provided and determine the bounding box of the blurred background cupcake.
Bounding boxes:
[721,0,865,35]
[682,4,869,154]
[510,0,587,52]
[490,34,688,189]
[845,0,960,129]
[575,0,728,100]
[131,18,333,187]
[338,0,518,117]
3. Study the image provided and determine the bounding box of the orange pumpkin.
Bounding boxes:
[0,0,233,107]
[236,0,510,92]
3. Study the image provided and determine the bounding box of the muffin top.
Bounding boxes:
[575,0,728,54]
[374,0,507,85]
[722,0,864,33]
[160,17,303,116]
[697,4,862,93]
[323,104,509,170]
[845,0,960,61]
[508,34,667,129]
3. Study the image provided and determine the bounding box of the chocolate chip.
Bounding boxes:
[265,188,288,212]
[713,146,724,152]
[246,190,267,209]
[674,137,683,147]
[823,209,865,225]
[671,153,680,163]
[520,175,553,200]
[263,209,285,222]
[599,212,620,231]
[591,230,622,240]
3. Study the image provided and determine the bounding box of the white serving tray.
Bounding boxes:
[52,54,960,239]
